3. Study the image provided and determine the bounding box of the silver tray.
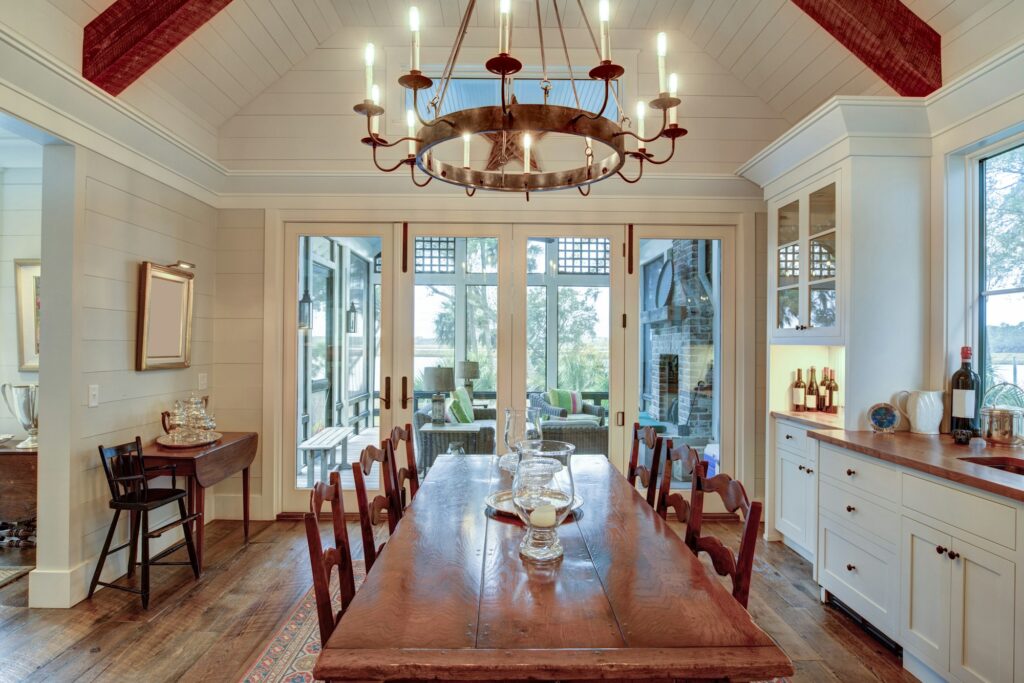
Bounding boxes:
[484,489,583,520]
[156,432,223,449]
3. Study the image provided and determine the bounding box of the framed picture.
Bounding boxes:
[135,262,194,371]
[14,259,40,372]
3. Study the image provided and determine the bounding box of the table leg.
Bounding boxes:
[195,485,206,573]
[242,466,250,542]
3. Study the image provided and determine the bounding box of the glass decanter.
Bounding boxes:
[498,407,543,473]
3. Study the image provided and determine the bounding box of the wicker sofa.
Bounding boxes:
[412,408,497,470]
[528,392,608,455]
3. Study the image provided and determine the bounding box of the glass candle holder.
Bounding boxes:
[512,440,575,563]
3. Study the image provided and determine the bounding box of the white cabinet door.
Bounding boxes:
[776,449,809,547]
[901,516,951,674]
[804,454,817,559]
[950,538,1015,683]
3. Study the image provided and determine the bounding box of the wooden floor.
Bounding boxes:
[0,518,913,682]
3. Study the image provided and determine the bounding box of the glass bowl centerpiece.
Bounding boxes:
[512,439,575,562]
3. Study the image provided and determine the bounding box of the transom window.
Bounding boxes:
[979,143,1024,397]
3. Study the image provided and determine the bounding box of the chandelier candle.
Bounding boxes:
[636,101,646,144]
[523,133,532,174]
[499,0,511,54]
[668,73,678,125]
[409,6,420,72]
[463,133,471,167]
[599,0,610,61]
[406,110,416,155]
[370,84,380,135]
[364,43,374,101]
[656,32,667,93]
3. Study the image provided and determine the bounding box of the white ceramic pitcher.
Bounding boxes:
[895,390,944,434]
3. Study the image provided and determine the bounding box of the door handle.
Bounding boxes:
[616,411,625,427]
[401,376,411,410]
[382,376,391,410]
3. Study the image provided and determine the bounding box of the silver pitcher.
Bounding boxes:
[1,383,38,449]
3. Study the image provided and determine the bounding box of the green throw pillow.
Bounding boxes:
[548,388,584,414]
[449,387,474,423]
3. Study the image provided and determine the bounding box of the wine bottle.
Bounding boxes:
[827,369,839,414]
[951,346,981,444]
[818,366,829,412]
[792,369,806,412]
[805,366,818,412]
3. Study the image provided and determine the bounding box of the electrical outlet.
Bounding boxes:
[88,384,99,408]
[198,373,208,390]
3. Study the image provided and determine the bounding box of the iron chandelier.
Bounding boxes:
[354,0,686,199]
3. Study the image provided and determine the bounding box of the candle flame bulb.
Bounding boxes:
[598,0,610,61]
[599,0,609,21]
[635,101,646,142]
[409,6,419,31]
[657,32,667,56]
[364,43,375,66]
[364,43,375,100]
[656,32,667,93]
[499,0,511,54]
[409,6,420,71]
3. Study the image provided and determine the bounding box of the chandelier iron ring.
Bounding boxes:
[414,103,627,193]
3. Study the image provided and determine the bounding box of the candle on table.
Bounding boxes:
[523,132,532,173]
[636,101,645,143]
[598,0,610,61]
[370,84,380,135]
[407,109,416,156]
[409,6,420,72]
[499,0,511,54]
[530,504,556,528]
[656,32,667,93]
[668,73,678,126]
[463,132,471,168]
[364,43,374,101]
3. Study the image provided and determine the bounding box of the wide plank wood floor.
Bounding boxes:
[0,518,913,682]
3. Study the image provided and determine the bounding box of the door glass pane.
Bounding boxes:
[778,200,799,245]
[527,237,610,457]
[777,288,800,329]
[809,281,837,328]
[296,235,382,490]
[637,239,722,479]
[777,244,799,287]
[810,183,836,236]
[810,233,836,281]
[414,236,499,471]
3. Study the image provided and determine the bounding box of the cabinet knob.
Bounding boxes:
[948,550,960,560]
[845,505,856,512]
[785,434,794,440]
[806,467,814,474]
[846,469,856,476]
[846,564,856,572]
[936,545,947,554]
[798,464,805,471]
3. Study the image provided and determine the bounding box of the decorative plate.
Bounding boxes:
[655,259,674,307]
[156,431,223,449]
[868,403,900,433]
[484,489,583,521]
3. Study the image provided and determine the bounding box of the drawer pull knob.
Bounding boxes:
[845,505,856,512]
[846,564,856,572]
[798,464,805,471]
[806,467,814,474]
[785,434,794,440]
[948,550,960,560]
[846,469,856,476]
[936,545,947,554]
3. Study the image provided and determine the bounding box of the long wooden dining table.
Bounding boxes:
[315,454,793,682]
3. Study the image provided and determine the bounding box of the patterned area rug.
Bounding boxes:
[0,566,31,589]
[240,561,366,683]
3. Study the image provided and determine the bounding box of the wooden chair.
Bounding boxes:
[385,424,419,508]
[88,437,200,609]
[352,444,402,571]
[658,445,703,522]
[627,423,671,508]
[305,470,358,645]
[684,460,763,608]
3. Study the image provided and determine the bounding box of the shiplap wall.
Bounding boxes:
[217,26,792,175]
[0,165,42,436]
[78,151,217,585]
[211,209,265,515]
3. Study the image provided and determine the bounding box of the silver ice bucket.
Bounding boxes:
[1,383,38,449]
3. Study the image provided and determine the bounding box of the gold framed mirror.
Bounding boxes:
[135,262,194,371]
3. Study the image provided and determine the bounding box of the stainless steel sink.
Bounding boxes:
[959,456,1024,475]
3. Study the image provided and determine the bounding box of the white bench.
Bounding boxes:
[298,426,354,487]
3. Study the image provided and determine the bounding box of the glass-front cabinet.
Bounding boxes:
[768,174,842,343]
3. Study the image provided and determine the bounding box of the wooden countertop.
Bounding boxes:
[810,429,1024,503]
[771,409,844,430]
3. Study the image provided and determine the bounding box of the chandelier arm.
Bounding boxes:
[554,0,581,110]
[409,162,433,187]
[615,108,669,144]
[617,156,645,184]
[371,135,420,150]
[372,145,413,173]
[643,136,678,166]
[435,0,476,117]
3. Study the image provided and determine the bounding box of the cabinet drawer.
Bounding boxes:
[819,445,898,503]
[819,479,898,547]
[902,473,1016,551]
[819,516,898,639]
[776,420,808,455]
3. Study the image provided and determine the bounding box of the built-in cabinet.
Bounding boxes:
[780,432,1023,683]
[768,174,842,345]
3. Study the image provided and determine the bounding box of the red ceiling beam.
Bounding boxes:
[791,0,941,96]
[83,0,233,96]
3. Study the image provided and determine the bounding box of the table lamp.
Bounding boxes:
[422,366,455,425]
[457,361,480,400]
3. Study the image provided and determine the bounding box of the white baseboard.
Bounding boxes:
[903,649,949,683]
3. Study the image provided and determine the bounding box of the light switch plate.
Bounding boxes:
[88,384,99,408]
[198,373,208,390]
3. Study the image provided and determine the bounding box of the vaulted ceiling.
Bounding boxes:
[36,0,1020,175]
